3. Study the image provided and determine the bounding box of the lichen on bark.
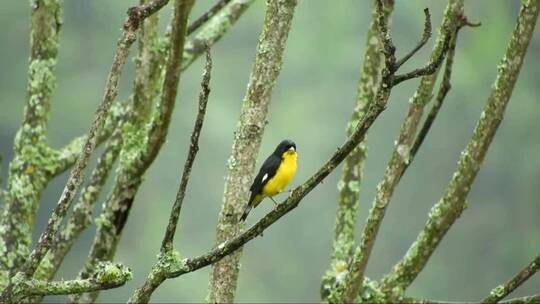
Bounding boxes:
[0,0,62,289]
[380,0,539,296]
[321,1,392,301]
[208,0,298,302]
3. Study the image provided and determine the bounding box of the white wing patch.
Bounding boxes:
[262,173,268,183]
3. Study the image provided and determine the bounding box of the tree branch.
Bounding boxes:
[339,1,462,301]
[70,1,195,302]
[395,8,431,70]
[182,0,255,71]
[11,262,131,302]
[128,48,212,304]
[187,0,231,35]
[208,0,297,302]
[481,254,540,303]
[161,48,212,252]
[0,0,173,301]
[321,0,393,301]
[48,0,252,180]
[0,0,62,286]
[380,0,539,295]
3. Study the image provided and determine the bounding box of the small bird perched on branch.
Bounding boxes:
[240,139,297,221]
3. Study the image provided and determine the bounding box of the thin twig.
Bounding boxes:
[187,0,231,35]
[128,48,212,304]
[392,32,451,86]
[481,254,540,303]
[161,48,212,251]
[395,8,432,70]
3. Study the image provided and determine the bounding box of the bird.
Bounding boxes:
[240,139,297,221]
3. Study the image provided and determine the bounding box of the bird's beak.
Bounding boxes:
[288,146,296,152]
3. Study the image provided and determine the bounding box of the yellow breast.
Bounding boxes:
[262,151,297,197]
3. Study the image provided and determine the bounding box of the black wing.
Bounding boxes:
[250,154,281,195]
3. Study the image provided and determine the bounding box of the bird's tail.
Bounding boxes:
[240,205,252,222]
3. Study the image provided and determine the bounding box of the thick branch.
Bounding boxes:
[208,0,297,302]
[0,0,172,301]
[0,0,62,286]
[380,0,539,294]
[481,254,540,303]
[321,1,393,301]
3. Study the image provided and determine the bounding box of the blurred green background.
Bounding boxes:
[1,1,540,302]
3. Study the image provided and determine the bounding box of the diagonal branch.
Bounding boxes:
[481,254,540,303]
[380,0,539,295]
[161,48,212,252]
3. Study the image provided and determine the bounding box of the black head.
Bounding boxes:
[273,139,296,156]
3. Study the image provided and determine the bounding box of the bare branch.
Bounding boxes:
[395,8,432,70]
[380,0,539,295]
[161,48,212,252]
[128,48,212,304]
[338,1,462,302]
[481,254,540,303]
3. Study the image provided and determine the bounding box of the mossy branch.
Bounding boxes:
[339,2,467,302]
[11,262,131,303]
[380,0,539,295]
[0,0,62,287]
[208,0,297,302]
[128,49,212,304]
[0,0,173,301]
[70,1,195,302]
[481,254,540,303]
[321,1,393,300]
